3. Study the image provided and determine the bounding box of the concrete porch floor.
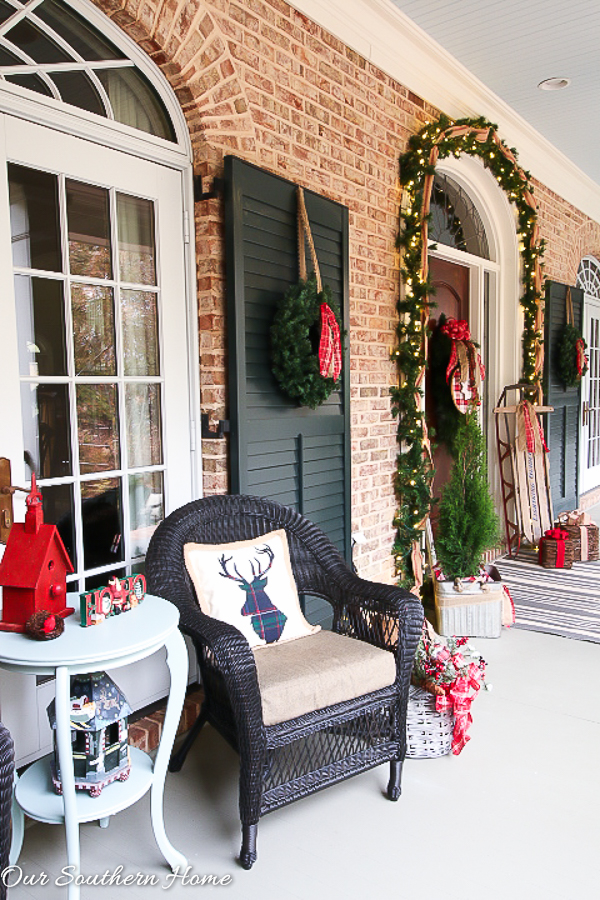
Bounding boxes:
[6,624,599,900]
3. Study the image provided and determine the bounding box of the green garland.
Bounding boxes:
[392,114,545,588]
[271,274,344,409]
[557,324,588,387]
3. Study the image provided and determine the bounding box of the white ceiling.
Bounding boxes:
[390,0,600,184]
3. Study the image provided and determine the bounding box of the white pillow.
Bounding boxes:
[183,529,320,648]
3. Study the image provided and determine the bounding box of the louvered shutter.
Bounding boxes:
[224,157,351,623]
[543,280,583,514]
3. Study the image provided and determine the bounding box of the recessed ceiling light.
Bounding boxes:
[538,77,571,91]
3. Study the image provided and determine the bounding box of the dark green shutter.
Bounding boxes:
[543,280,583,514]
[224,156,351,577]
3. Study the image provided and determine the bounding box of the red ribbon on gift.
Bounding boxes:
[539,527,570,566]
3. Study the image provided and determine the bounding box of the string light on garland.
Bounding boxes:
[392,114,545,590]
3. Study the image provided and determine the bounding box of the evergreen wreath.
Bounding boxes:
[271,274,344,409]
[557,324,589,387]
[392,113,545,589]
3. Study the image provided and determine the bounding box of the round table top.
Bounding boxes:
[0,594,178,671]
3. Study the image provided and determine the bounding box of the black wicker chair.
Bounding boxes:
[0,721,15,899]
[146,495,423,869]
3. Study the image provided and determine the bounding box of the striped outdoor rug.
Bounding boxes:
[494,552,600,643]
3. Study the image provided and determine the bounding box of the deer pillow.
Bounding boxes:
[183,529,320,648]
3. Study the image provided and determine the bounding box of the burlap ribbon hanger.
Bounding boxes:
[296,187,341,381]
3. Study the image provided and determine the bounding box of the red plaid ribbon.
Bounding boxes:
[576,338,588,377]
[318,302,342,380]
[442,319,485,412]
[435,665,482,755]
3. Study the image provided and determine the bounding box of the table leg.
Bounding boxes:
[150,630,187,872]
[9,771,24,866]
[55,666,80,900]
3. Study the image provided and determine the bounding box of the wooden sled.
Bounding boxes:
[494,384,554,557]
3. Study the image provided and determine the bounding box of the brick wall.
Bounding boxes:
[94,0,600,583]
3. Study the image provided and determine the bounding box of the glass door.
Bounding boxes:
[0,114,196,589]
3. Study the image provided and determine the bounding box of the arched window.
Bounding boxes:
[577,255,600,297]
[0,0,175,139]
[430,172,490,260]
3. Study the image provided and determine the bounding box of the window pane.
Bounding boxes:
[4,73,54,97]
[121,290,159,376]
[0,46,23,65]
[53,70,105,117]
[35,0,126,62]
[85,567,126,592]
[0,1,15,26]
[71,284,115,375]
[21,383,72,479]
[81,477,123,569]
[6,19,73,64]
[125,384,162,468]
[66,180,112,279]
[96,68,175,141]
[43,482,75,569]
[129,471,163,558]
[77,384,119,473]
[117,193,156,285]
[8,164,61,271]
[14,275,67,377]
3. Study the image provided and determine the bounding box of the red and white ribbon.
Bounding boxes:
[318,302,342,380]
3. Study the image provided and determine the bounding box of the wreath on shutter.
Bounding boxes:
[271,188,345,409]
[557,288,589,387]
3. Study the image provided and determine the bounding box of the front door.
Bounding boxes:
[426,256,469,517]
[580,294,600,493]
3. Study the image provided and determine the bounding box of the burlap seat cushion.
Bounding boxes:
[253,630,396,726]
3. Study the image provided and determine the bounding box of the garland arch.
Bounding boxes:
[391,115,545,589]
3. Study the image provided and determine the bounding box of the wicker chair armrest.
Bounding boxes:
[167,593,266,743]
[330,573,424,682]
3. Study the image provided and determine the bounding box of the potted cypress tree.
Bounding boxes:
[433,408,503,637]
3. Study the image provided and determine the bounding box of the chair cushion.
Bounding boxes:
[184,529,320,648]
[253,630,397,726]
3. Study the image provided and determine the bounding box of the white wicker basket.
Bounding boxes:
[406,684,453,759]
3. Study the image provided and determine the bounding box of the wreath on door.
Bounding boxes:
[557,288,589,387]
[271,188,345,409]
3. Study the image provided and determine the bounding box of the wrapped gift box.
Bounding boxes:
[538,528,574,569]
[556,511,599,561]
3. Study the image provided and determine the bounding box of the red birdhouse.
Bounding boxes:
[0,475,74,632]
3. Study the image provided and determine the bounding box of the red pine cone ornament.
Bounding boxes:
[441,318,485,413]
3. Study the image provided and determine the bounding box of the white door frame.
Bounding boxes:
[579,293,600,494]
[429,155,520,503]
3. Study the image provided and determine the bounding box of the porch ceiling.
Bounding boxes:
[391,0,600,185]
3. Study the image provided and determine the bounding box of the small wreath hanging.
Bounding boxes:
[557,288,589,387]
[271,188,344,409]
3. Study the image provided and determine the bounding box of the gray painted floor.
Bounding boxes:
[7,625,599,900]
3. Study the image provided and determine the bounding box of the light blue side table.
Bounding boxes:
[0,594,188,899]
